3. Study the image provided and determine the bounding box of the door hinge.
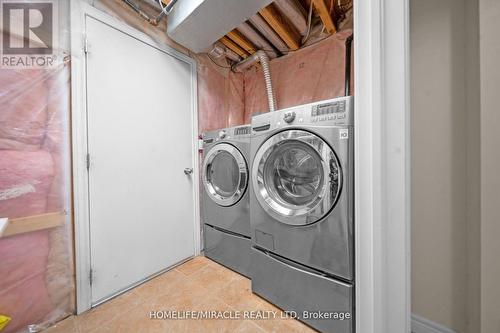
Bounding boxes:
[83,34,89,54]
[86,153,91,170]
[89,268,94,286]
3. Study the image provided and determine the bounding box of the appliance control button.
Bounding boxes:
[218,130,226,139]
[283,112,296,123]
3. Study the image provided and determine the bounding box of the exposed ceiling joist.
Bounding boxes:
[259,4,301,50]
[249,14,289,54]
[312,0,337,34]
[237,22,279,58]
[227,30,257,54]
[273,0,308,36]
[219,36,249,58]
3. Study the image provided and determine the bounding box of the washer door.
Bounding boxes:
[252,130,342,225]
[203,143,248,207]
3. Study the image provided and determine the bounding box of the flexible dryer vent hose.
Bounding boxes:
[232,50,276,112]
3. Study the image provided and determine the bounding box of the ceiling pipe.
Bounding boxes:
[211,42,242,62]
[233,51,276,112]
[237,22,279,59]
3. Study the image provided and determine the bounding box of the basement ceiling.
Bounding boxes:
[214,0,353,63]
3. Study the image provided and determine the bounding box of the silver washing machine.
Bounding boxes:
[249,96,354,333]
[202,125,252,277]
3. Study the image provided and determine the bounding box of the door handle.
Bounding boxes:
[184,168,193,175]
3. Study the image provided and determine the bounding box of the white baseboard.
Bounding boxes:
[411,314,458,333]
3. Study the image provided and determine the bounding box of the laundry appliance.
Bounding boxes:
[249,96,354,333]
[202,125,252,277]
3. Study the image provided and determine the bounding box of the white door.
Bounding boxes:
[85,16,196,304]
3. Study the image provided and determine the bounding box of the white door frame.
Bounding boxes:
[354,0,411,332]
[70,1,200,314]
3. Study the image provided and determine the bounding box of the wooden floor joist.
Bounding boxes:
[313,0,337,34]
[259,4,301,50]
[220,36,249,58]
[227,30,257,55]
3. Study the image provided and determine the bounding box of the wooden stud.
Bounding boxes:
[219,36,249,58]
[2,212,66,237]
[259,5,301,50]
[227,30,257,55]
[313,0,337,34]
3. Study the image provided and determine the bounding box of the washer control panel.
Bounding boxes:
[251,96,353,132]
[311,100,347,123]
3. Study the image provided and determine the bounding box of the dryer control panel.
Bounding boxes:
[251,96,353,133]
[202,125,252,146]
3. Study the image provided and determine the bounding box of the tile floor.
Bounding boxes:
[44,256,316,333]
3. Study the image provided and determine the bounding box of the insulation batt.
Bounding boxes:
[243,29,354,122]
[197,55,245,133]
[0,66,73,333]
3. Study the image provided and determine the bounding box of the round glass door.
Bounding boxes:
[203,143,248,206]
[252,130,342,225]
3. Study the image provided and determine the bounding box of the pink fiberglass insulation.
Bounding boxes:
[0,150,54,218]
[197,55,245,133]
[197,56,228,133]
[227,71,245,128]
[0,231,53,333]
[243,29,353,122]
[0,65,73,333]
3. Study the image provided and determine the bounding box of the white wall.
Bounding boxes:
[464,0,481,331]
[479,1,500,332]
[412,0,500,332]
[411,0,468,331]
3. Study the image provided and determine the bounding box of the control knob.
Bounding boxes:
[218,130,227,139]
[283,112,296,124]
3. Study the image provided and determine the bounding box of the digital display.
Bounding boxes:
[235,127,251,135]
[311,101,346,116]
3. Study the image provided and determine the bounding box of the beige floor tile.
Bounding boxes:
[149,273,214,313]
[44,316,79,333]
[187,296,244,333]
[74,289,142,333]
[101,301,168,333]
[215,273,252,307]
[234,294,304,333]
[175,256,209,276]
[53,256,317,333]
[234,320,267,333]
[231,288,281,313]
[134,268,185,302]
[188,265,237,296]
